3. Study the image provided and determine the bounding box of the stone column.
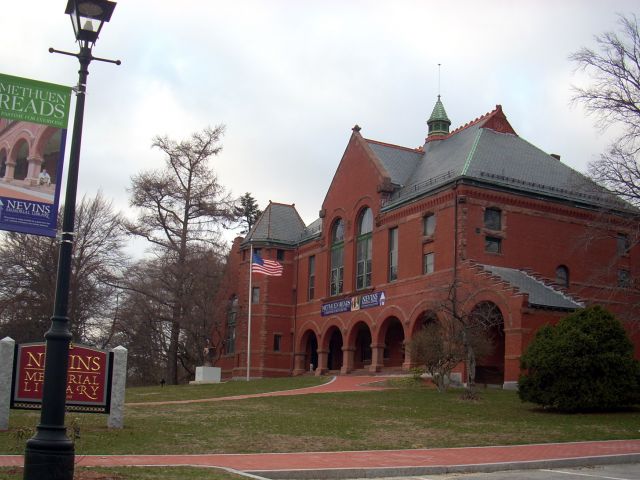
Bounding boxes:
[25,155,43,186]
[402,340,415,371]
[292,352,306,376]
[0,337,15,431]
[369,343,384,373]
[1,158,15,182]
[315,349,328,375]
[108,346,128,429]
[341,347,355,374]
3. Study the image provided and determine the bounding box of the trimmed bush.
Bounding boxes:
[518,306,640,412]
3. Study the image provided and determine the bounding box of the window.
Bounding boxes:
[273,334,282,352]
[556,265,569,287]
[330,219,344,296]
[308,255,316,300]
[423,214,436,236]
[485,236,502,253]
[253,248,261,257]
[277,249,285,261]
[251,286,260,304]
[356,208,373,290]
[618,269,631,288]
[484,208,502,230]
[617,234,630,256]
[225,296,238,354]
[388,227,398,282]
[423,252,435,274]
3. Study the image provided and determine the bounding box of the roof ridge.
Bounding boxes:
[365,138,423,153]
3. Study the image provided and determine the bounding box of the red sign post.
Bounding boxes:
[12,343,112,413]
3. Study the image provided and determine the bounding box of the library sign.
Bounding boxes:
[11,342,113,413]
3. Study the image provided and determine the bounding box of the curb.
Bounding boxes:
[246,453,640,479]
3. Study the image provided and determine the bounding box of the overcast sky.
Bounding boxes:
[2,1,637,251]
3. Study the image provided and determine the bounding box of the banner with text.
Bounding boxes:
[11,342,113,413]
[0,72,71,237]
[321,291,386,317]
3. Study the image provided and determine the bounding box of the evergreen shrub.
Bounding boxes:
[518,306,640,412]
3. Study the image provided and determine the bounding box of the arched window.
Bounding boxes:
[356,208,373,290]
[330,218,344,296]
[555,265,569,287]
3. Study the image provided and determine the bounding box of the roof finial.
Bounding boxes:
[438,63,441,97]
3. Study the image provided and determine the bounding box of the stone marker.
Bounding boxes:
[107,345,127,429]
[190,366,221,384]
[0,337,15,431]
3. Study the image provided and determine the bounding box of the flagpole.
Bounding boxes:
[246,244,253,381]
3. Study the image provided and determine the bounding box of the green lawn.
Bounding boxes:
[2,378,638,457]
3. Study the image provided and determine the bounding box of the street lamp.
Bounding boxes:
[23,2,119,479]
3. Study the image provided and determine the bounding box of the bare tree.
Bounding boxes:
[125,126,236,384]
[0,193,127,345]
[438,282,500,393]
[408,321,466,392]
[570,13,640,205]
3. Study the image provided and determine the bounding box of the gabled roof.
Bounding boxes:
[242,202,307,247]
[481,264,584,310]
[374,105,631,212]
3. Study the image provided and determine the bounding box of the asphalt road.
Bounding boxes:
[363,463,640,480]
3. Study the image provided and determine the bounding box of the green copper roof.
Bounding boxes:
[427,95,451,136]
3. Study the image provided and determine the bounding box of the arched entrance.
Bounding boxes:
[382,316,404,368]
[303,331,318,372]
[0,149,6,178]
[41,129,62,184]
[470,301,505,385]
[353,322,372,370]
[327,327,343,371]
[14,141,28,181]
[413,310,438,334]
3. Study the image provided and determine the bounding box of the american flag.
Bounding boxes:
[252,252,283,276]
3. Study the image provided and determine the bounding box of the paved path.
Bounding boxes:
[2,377,639,478]
[126,375,388,406]
[1,440,639,478]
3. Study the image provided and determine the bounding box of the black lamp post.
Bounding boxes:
[23,2,119,479]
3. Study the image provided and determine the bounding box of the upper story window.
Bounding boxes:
[356,208,373,290]
[308,255,316,300]
[330,218,344,296]
[617,233,630,256]
[423,252,435,274]
[225,295,239,354]
[618,269,631,288]
[388,227,398,282]
[251,286,260,304]
[277,249,285,261]
[485,236,502,254]
[484,207,502,230]
[423,213,436,236]
[555,265,569,288]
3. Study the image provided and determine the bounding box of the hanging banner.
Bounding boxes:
[0,72,71,237]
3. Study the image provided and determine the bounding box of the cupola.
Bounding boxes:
[427,95,451,139]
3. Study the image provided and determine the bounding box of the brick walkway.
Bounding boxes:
[2,377,639,476]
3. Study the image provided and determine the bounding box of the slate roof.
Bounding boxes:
[481,264,584,310]
[366,141,423,187]
[242,202,307,246]
[376,105,630,212]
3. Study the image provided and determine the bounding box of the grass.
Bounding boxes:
[0,466,244,479]
[2,378,638,457]
[125,376,326,403]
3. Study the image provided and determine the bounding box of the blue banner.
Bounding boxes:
[321,291,386,317]
[0,73,71,237]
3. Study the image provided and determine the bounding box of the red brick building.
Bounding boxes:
[214,97,640,388]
